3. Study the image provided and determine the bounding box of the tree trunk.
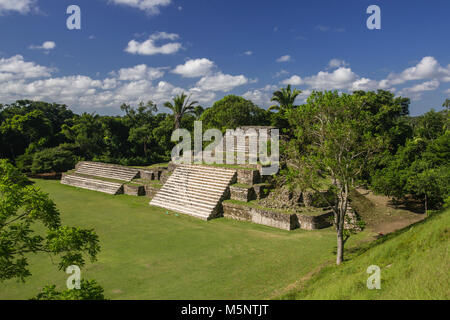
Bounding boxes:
[425,194,428,216]
[335,182,348,265]
[337,228,344,265]
[174,115,181,130]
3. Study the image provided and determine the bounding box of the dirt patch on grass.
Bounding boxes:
[352,188,426,235]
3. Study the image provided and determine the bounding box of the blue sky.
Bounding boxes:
[0,0,449,115]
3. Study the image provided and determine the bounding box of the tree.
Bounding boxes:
[33,279,105,300]
[164,93,198,129]
[268,85,302,113]
[193,106,205,120]
[61,113,105,160]
[443,98,450,109]
[200,95,269,132]
[0,160,100,282]
[285,91,382,265]
[121,101,158,160]
[407,165,450,214]
[30,146,77,174]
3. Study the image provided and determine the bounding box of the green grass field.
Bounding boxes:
[0,179,370,300]
[280,208,450,300]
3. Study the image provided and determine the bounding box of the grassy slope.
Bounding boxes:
[281,208,450,300]
[0,180,370,300]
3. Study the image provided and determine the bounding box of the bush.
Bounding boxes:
[31,147,76,174]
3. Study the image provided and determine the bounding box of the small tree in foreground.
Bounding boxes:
[0,159,100,282]
[33,279,105,300]
[285,91,382,264]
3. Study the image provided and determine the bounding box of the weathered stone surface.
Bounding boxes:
[144,185,160,198]
[61,174,123,195]
[237,169,261,185]
[139,170,154,180]
[223,202,252,221]
[253,183,271,199]
[223,201,333,231]
[251,208,295,230]
[296,211,333,230]
[230,185,256,202]
[345,206,362,231]
[302,190,334,208]
[124,184,146,196]
[75,161,139,181]
[159,171,171,184]
[259,186,302,209]
[139,169,163,181]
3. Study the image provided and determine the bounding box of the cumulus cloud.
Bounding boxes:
[114,64,165,81]
[125,32,182,55]
[276,55,291,63]
[196,72,248,92]
[0,55,53,80]
[172,58,215,78]
[108,0,171,15]
[0,0,37,14]
[281,75,302,86]
[301,67,357,90]
[328,58,349,69]
[399,80,440,100]
[0,54,235,111]
[29,41,56,51]
[387,56,450,85]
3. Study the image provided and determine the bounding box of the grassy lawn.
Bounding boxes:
[280,208,450,300]
[0,179,372,300]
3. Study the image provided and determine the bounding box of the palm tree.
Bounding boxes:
[164,93,199,129]
[268,85,302,113]
[443,98,450,109]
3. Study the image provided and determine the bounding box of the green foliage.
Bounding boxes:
[0,160,100,282]
[30,146,77,174]
[33,279,105,300]
[163,93,198,129]
[281,208,450,300]
[268,84,302,113]
[0,101,74,160]
[284,90,384,264]
[372,109,449,210]
[200,95,269,131]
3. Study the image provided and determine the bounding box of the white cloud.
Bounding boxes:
[328,59,349,69]
[125,32,182,55]
[114,64,165,81]
[276,55,291,63]
[387,56,450,85]
[281,75,302,86]
[197,72,248,92]
[399,80,440,101]
[0,54,221,111]
[242,89,271,107]
[303,67,357,90]
[243,51,253,56]
[29,41,56,51]
[172,58,215,78]
[0,55,53,80]
[0,0,37,14]
[445,88,450,94]
[108,0,171,15]
[274,70,289,78]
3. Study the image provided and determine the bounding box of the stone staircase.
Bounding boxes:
[61,174,123,195]
[150,164,237,220]
[75,161,139,182]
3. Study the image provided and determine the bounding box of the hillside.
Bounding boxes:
[280,207,450,300]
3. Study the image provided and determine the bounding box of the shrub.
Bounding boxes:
[31,147,76,173]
